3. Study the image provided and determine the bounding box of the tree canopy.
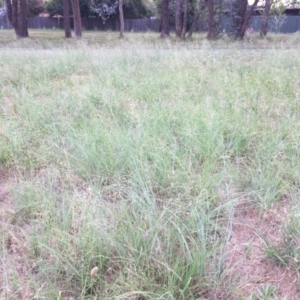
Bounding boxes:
[45,0,153,18]
[123,0,153,18]
[28,0,45,16]
[45,0,91,17]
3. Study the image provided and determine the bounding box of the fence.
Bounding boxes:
[250,16,300,33]
[1,16,300,33]
[0,17,167,32]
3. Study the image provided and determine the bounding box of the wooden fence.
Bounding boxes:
[1,16,300,33]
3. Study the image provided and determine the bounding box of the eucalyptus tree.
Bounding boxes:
[89,0,118,22]
[175,0,183,36]
[160,0,170,37]
[261,0,288,36]
[174,0,188,38]
[5,0,29,37]
[207,0,222,39]
[119,0,124,38]
[63,0,71,38]
[89,0,123,37]
[227,0,259,39]
[188,0,207,37]
[181,0,188,38]
[71,0,82,38]
[207,0,215,39]
[174,0,199,39]
[260,0,271,36]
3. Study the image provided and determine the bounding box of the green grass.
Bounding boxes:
[1,30,300,299]
[248,285,287,300]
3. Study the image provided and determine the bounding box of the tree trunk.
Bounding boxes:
[6,0,28,38]
[260,0,271,36]
[6,0,18,36]
[71,0,82,38]
[180,0,188,39]
[63,0,71,38]
[19,0,28,37]
[188,11,200,37]
[238,0,259,39]
[207,0,216,39]
[188,0,207,38]
[119,0,124,38]
[237,0,247,38]
[11,0,18,35]
[160,0,170,38]
[175,0,183,37]
[6,3,10,28]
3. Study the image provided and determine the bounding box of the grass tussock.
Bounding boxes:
[1,30,300,299]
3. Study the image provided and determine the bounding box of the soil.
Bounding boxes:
[225,197,300,299]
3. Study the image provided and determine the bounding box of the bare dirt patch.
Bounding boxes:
[0,169,12,205]
[225,197,300,299]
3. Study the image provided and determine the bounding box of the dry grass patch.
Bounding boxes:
[0,169,32,299]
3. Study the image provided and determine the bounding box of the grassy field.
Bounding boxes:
[1,29,300,299]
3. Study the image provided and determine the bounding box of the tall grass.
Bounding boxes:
[1,31,300,299]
